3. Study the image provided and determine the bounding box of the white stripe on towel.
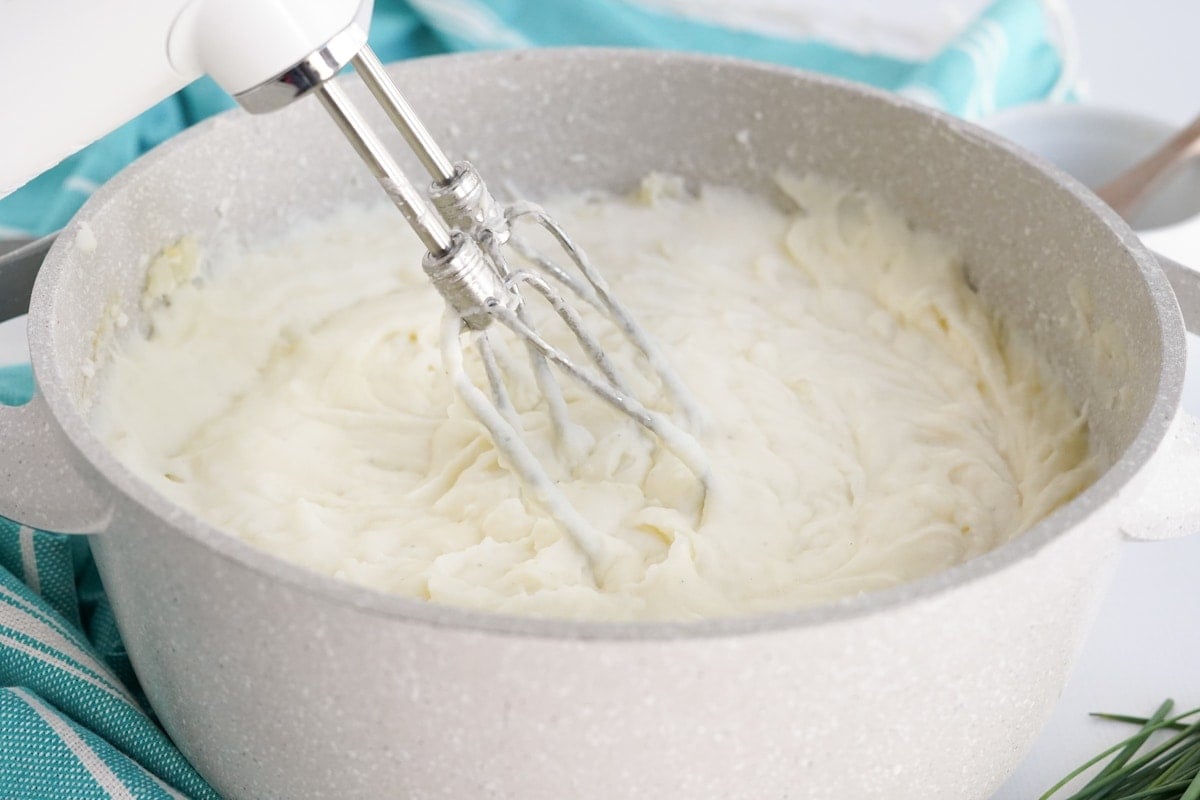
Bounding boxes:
[952,19,1008,116]
[63,176,99,195]
[0,631,135,707]
[406,0,530,48]
[18,526,39,593]
[0,585,137,705]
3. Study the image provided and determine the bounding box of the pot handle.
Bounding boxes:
[0,233,114,534]
[0,395,114,533]
[1119,252,1200,540]
[1119,410,1200,541]
[0,235,52,321]
[1158,252,1200,335]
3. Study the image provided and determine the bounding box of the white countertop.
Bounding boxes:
[1,2,1197,796]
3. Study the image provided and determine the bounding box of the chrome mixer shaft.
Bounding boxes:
[312,46,712,578]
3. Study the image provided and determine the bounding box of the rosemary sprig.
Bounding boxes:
[1041,700,1200,800]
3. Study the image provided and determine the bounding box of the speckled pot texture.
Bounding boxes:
[2,50,1198,799]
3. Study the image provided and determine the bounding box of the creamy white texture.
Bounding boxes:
[91,175,1096,620]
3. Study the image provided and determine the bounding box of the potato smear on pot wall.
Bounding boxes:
[91,174,1098,620]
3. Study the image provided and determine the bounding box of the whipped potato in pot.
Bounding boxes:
[90,174,1097,620]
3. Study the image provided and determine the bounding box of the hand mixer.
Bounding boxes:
[1,0,711,578]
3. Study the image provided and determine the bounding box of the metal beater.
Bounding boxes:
[311,48,712,576]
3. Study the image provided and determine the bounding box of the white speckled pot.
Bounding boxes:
[1,50,1199,800]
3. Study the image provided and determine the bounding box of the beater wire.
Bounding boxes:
[504,202,708,431]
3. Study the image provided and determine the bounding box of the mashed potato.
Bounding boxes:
[91,175,1096,620]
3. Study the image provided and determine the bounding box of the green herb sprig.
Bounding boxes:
[1041,700,1200,800]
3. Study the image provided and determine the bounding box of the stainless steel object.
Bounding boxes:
[232,23,369,114]
[1,51,1199,800]
[312,74,456,255]
[306,45,711,572]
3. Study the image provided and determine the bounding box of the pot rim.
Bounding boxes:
[30,47,1187,641]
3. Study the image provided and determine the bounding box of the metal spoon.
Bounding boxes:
[1095,112,1200,221]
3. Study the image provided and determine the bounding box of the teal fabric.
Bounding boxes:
[0,1,1072,797]
[0,365,32,408]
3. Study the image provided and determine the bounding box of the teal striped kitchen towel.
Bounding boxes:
[0,1,1075,797]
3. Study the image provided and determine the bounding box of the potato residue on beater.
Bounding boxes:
[90,173,1098,620]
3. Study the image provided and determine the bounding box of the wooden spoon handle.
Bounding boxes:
[1095,113,1200,218]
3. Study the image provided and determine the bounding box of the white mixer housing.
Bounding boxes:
[0,0,371,197]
